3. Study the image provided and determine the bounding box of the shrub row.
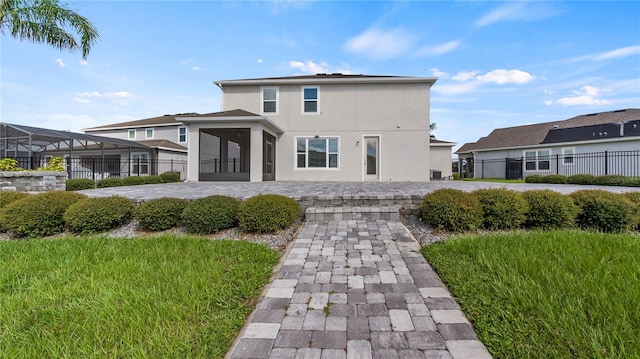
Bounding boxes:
[0,192,300,237]
[420,188,640,233]
[65,172,182,191]
[525,174,640,187]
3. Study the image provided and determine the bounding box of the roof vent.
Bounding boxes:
[553,125,559,129]
[316,73,327,76]
[586,113,597,117]
[331,72,342,76]
[613,109,626,113]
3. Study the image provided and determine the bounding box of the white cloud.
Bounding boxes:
[343,27,416,60]
[429,68,448,78]
[79,60,89,66]
[476,69,535,84]
[475,2,562,28]
[258,58,264,63]
[180,58,194,66]
[432,81,481,96]
[596,45,640,61]
[288,60,354,75]
[192,66,201,71]
[416,40,460,57]
[74,91,135,106]
[55,58,65,68]
[554,85,612,106]
[452,71,477,82]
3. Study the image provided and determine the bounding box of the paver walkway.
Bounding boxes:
[227,219,491,359]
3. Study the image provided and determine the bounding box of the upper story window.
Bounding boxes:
[296,136,338,169]
[128,129,136,139]
[525,149,550,171]
[302,87,319,114]
[179,126,187,143]
[145,128,154,139]
[261,87,278,114]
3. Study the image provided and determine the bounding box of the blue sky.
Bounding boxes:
[2,0,639,151]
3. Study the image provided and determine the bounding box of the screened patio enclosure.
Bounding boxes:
[1,122,150,178]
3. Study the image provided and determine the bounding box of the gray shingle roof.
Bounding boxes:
[85,113,198,131]
[456,108,640,154]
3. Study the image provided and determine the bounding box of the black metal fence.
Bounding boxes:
[465,150,640,179]
[9,157,188,181]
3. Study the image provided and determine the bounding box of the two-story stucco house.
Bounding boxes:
[179,74,439,182]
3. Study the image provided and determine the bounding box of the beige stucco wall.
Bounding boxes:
[429,145,454,179]
[220,82,432,181]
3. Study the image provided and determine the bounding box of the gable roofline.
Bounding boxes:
[84,113,197,131]
[456,108,640,154]
[215,74,437,88]
[178,109,285,134]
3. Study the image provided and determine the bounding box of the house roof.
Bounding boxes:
[176,109,260,118]
[178,109,285,134]
[456,108,640,154]
[84,113,198,131]
[430,138,456,147]
[215,73,437,87]
[136,140,187,151]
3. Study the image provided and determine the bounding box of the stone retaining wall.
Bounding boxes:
[0,171,67,192]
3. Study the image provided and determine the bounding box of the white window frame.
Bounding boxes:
[261,86,279,114]
[295,136,339,170]
[178,126,187,143]
[131,152,150,176]
[524,149,551,171]
[145,128,154,139]
[301,86,320,114]
[562,147,575,165]
[128,129,136,140]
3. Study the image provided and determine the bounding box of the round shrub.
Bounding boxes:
[97,178,123,188]
[593,175,627,186]
[473,188,528,230]
[567,174,596,185]
[525,175,544,183]
[570,190,638,233]
[624,192,640,229]
[122,176,146,186]
[66,178,96,191]
[542,174,568,184]
[0,191,86,237]
[135,197,188,231]
[522,190,577,230]
[181,195,240,234]
[420,189,483,232]
[160,172,181,183]
[0,191,30,209]
[142,175,164,184]
[238,194,300,233]
[64,196,134,234]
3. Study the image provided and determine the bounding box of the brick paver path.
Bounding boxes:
[228,220,491,359]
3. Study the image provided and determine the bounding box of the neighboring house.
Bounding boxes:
[429,137,456,179]
[83,114,190,177]
[179,74,441,182]
[456,109,640,179]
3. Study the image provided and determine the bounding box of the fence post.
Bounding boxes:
[481,159,484,179]
[171,159,174,172]
[91,157,96,181]
[604,151,608,175]
[136,158,140,176]
[556,154,559,174]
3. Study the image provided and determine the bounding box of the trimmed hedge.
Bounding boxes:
[524,175,544,183]
[238,194,300,233]
[122,176,147,186]
[159,172,181,183]
[142,175,164,184]
[474,188,528,230]
[64,196,135,234]
[522,190,577,230]
[0,191,30,209]
[135,197,188,231]
[97,178,123,188]
[181,195,240,234]
[420,189,483,232]
[0,191,86,237]
[593,175,627,186]
[570,190,638,233]
[66,178,96,191]
[542,174,568,184]
[567,174,596,185]
[624,192,640,229]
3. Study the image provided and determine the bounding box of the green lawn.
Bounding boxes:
[0,235,279,358]
[462,178,526,183]
[421,230,640,359]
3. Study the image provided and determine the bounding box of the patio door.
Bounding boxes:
[363,136,380,181]
[262,131,275,181]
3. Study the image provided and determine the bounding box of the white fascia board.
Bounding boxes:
[471,136,640,153]
[214,77,437,87]
[179,115,285,134]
